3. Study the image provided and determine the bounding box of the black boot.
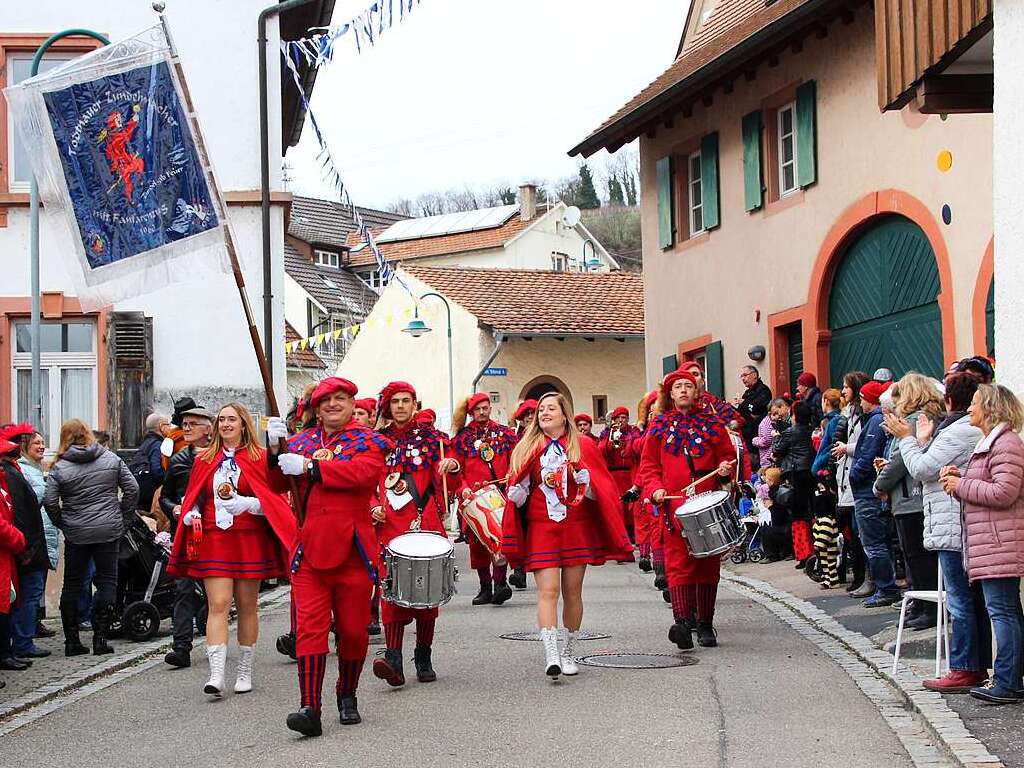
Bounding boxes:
[92,606,114,656]
[492,582,513,606]
[472,583,493,605]
[668,618,693,650]
[372,649,405,687]
[276,632,297,660]
[337,695,361,725]
[286,707,323,737]
[367,622,382,637]
[164,646,191,668]
[509,567,527,589]
[653,563,668,591]
[662,589,671,603]
[695,621,718,647]
[638,555,652,573]
[414,646,437,683]
[60,606,89,657]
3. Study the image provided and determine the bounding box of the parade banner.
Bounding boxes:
[4,26,229,309]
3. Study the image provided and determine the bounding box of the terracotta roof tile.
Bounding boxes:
[403,266,644,337]
[285,322,327,370]
[681,0,767,57]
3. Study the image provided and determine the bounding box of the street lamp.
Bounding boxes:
[582,238,601,271]
[402,292,453,419]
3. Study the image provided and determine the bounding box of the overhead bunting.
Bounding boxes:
[285,306,425,355]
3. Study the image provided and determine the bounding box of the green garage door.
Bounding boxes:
[986,279,995,357]
[828,215,944,385]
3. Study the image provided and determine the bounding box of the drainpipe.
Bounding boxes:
[472,333,505,392]
[258,0,319,411]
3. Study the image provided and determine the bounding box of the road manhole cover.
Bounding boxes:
[498,630,610,642]
[577,653,697,669]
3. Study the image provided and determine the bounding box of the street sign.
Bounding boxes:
[483,367,507,376]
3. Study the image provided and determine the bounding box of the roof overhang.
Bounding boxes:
[481,326,644,341]
[279,0,336,151]
[569,0,855,158]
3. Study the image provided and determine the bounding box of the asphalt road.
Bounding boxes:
[2,551,915,768]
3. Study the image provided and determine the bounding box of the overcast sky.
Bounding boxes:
[285,0,689,210]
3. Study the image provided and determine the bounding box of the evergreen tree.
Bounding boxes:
[624,171,638,207]
[576,163,601,209]
[607,175,625,206]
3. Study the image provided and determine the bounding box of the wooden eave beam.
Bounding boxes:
[915,73,993,114]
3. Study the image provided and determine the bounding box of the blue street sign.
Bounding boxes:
[483,367,508,376]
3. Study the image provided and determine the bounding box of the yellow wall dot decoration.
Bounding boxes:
[937,150,953,172]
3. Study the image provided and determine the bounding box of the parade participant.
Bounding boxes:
[415,409,438,428]
[574,414,598,443]
[509,398,539,590]
[598,407,641,542]
[168,403,295,698]
[679,360,741,426]
[158,406,214,669]
[371,381,459,689]
[450,392,517,606]
[504,392,632,678]
[353,398,376,428]
[266,377,391,737]
[627,391,659,573]
[639,370,737,650]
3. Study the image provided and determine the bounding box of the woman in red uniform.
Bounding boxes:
[169,403,295,698]
[504,392,633,679]
[639,371,736,651]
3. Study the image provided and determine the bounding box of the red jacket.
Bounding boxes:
[449,419,516,493]
[598,424,640,493]
[375,422,451,547]
[0,473,27,613]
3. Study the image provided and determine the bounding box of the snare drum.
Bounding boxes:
[383,532,457,609]
[460,483,506,563]
[674,490,743,558]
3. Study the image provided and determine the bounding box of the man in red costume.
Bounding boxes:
[449,392,517,606]
[574,413,598,443]
[598,407,641,542]
[627,391,659,573]
[101,108,145,203]
[639,370,736,650]
[679,360,741,427]
[353,398,376,428]
[267,377,392,738]
[371,381,458,688]
[512,399,538,438]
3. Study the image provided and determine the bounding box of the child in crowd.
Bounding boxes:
[758,467,792,561]
[811,470,841,589]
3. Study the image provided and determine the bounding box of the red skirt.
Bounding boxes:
[168,520,285,580]
[523,506,609,572]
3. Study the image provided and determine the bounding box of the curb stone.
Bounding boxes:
[723,571,1005,768]
[0,585,290,734]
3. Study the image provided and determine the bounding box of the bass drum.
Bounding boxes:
[384,531,457,609]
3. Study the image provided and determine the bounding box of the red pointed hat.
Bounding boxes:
[467,392,490,413]
[608,406,629,420]
[354,398,376,414]
[574,413,593,424]
[513,399,538,421]
[0,423,35,443]
[379,381,417,420]
[662,369,697,394]
[309,377,358,408]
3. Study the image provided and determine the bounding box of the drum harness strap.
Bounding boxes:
[403,470,435,517]
[665,446,698,535]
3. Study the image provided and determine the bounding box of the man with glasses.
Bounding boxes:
[733,366,772,466]
[159,405,214,668]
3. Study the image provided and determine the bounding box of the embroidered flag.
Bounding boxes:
[4,26,228,309]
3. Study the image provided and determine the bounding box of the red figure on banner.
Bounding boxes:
[100,106,145,202]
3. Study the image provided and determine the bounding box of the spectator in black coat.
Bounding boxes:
[772,400,816,567]
[797,372,824,428]
[733,366,772,465]
[129,413,169,512]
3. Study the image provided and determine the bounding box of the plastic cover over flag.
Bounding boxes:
[4,26,229,309]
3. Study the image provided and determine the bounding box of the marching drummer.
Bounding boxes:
[638,370,736,651]
[267,377,392,738]
[372,381,458,689]
[450,392,517,607]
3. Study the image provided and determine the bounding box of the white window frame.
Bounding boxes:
[358,269,388,292]
[7,52,77,192]
[777,101,799,197]
[313,249,340,269]
[688,150,704,236]
[551,252,568,272]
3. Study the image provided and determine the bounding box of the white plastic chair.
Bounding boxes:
[891,561,951,676]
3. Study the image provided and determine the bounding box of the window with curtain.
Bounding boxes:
[16,369,50,445]
[61,369,94,424]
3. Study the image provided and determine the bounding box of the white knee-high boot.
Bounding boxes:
[234,645,254,693]
[561,631,579,676]
[539,627,561,679]
[205,644,226,696]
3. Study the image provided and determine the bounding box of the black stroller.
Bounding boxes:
[109,515,207,641]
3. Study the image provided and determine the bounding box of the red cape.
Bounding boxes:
[169,447,297,568]
[503,437,634,567]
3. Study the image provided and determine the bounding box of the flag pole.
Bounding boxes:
[153,6,280,419]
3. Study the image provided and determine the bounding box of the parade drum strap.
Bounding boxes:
[403,471,435,514]
[485,459,498,483]
[682,445,697,479]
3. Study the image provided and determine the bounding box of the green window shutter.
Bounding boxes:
[661,354,678,375]
[796,80,817,188]
[656,156,674,249]
[742,110,763,211]
[700,132,720,230]
[705,340,724,398]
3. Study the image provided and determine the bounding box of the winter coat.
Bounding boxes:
[738,380,772,446]
[811,410,841,475]
[899,414,983,552]
[772,423,814,474]
[1,461,49,571]
[849,407,887,499]
[954,424,1024,581]
[803,386,824,428]
[0,475,27,613]
[873,411,926,516]
[44,444,139,545]
[752,414,776,469]
[835,407,864,508]
[18,457,58,569]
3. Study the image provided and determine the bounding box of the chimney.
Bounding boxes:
[518,183,537,221]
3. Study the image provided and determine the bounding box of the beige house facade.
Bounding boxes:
[572,0,993,398]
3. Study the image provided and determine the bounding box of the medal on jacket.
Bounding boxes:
[216,481,235,500]
[384,472,401,489]
[479,443,495,463]
[312,447,333,461]
[543,471,558,489]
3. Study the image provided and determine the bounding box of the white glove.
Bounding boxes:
[267,416,289,442]
[278,453,307,476]
[182,508,201,525]
[220,495,262,516]
[573,468,591,486]
[507,479,529,507]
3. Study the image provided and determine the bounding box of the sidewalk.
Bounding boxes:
[728,559,1023,768]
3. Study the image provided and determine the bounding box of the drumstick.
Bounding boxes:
[683,467,727,494]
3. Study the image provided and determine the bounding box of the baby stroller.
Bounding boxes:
[730,482,765,564]
[110,515,207,641]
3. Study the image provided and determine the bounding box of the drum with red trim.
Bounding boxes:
[460,483,506,563]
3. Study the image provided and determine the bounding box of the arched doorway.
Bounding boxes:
[827,215,944,383]
[520,375,572,411]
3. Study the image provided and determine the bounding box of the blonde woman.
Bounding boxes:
[503,392,632,679]
[168,404,295,697]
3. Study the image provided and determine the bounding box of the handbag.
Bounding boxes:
[775,480,796,509]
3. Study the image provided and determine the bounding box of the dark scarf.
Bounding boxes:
[935,410,966,437]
